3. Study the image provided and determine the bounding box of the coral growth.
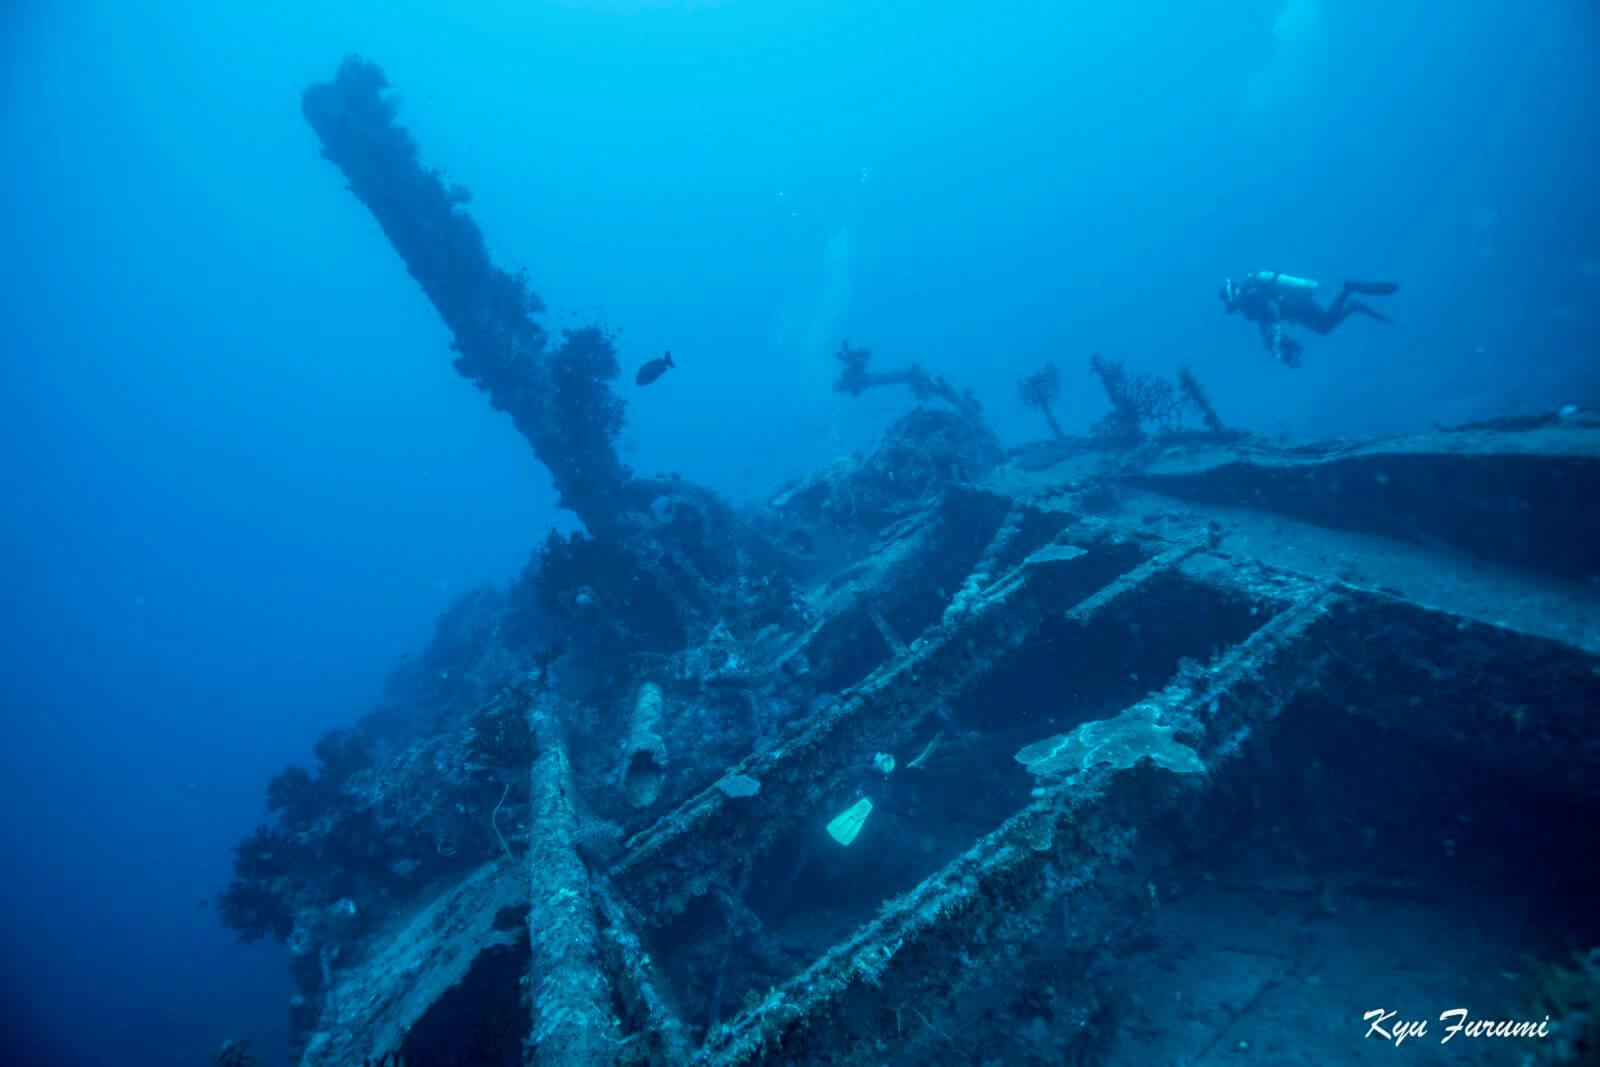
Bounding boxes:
[213,1038,258,1067]
[217,825,310,944]
[1176,365,1225,431]
[537,326,630,521]
[769,407,1002,563]
[833,341,984,421]
[301,56,629,530]
[1088,353,1198,438]
[1016,361,1067,441]
[218,591,533,960]
[1015,703,1206,781]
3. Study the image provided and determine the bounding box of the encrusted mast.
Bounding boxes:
[303,58,807,653]
[302,57,629,529]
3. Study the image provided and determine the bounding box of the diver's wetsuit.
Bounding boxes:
[1223,272,1397,366]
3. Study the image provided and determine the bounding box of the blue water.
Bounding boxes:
[1,2,1596,1063]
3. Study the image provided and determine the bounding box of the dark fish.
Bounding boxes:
[636,350,675,386]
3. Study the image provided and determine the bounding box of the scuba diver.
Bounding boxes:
[1219,272,1398,366]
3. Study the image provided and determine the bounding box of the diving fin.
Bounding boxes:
[1351,301,1397,326]
[1343,279,1399,296]
[826,797,874,846]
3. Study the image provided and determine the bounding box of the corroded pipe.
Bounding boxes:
[622,683,667,809]
[527,707,621,1062]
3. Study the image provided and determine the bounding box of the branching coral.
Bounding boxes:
[264,766,321,828]
[1016,362,1067,441]
[1087,354,1141,438]
[314,728,373,779]
[833,341,983,422]
[223,706,490,950]
[217,826,309,943]
[264,729,374,830]
[1087,353,1197,439]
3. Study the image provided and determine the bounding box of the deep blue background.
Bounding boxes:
[2,2,1596,1062]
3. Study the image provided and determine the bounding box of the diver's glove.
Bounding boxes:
[1277,336,1304,367]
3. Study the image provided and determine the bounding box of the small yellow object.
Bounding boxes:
[826,797,874,846]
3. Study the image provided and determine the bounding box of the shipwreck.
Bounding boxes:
[218,58,1600,1066]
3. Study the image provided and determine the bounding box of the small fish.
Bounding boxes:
[635,350,675,386]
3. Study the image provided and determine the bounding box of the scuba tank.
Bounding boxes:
[1247,270,1318,295]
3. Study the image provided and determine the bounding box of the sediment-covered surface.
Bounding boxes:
[217,58,1600,1066]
